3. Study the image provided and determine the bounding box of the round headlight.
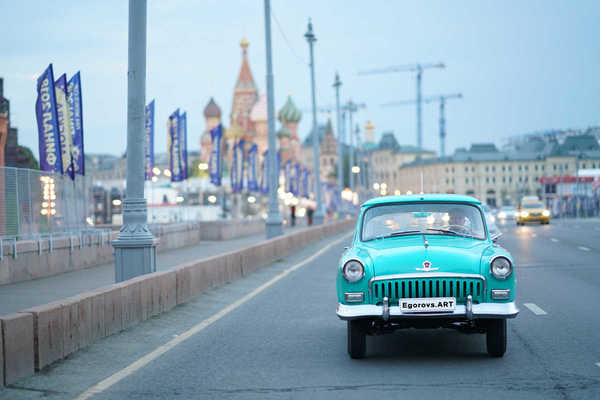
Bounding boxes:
[542,210,550,217]
[343,260,364,282]
[491,257,512,279]
[520,211,529,217]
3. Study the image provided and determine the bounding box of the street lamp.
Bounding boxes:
[333,72,343,217]
[264,0,283,237]
[305,18,324,225]
[112,0,156,283]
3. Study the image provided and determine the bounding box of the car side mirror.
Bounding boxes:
[491,232,503,242]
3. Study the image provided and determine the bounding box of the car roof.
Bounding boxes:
[361,194,481,208]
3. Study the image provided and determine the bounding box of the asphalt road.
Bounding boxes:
[2,219,600,399]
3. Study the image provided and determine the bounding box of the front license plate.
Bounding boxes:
[399,297,456,313]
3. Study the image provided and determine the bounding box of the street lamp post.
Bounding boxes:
[348,103,355,194]
[112,0,156,283]
[333,72,343,216]
[264,0,283,238]
[305,19,324,225]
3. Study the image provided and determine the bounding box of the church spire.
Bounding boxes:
[235,37,256,91]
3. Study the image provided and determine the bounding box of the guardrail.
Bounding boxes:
[0,219,266,286]
[0,218,355,385]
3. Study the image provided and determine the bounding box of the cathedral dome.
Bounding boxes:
[277,125,291,139]
[250,93,267,122]
[278,96,302,123]
[203,97,221,119]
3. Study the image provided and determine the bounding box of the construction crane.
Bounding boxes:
[358,63,445,150]
[381,93,462,156]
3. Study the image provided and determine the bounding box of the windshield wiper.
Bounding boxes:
[426,228,474,238]
[383,230,422,238]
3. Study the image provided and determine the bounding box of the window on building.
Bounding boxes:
[541,165,545,171]
[465,178,469,184]
[492,166,496,172]
[492,177,496,183]
[485,166,489,172]
[502,165,505,172]
[486,177,489,183]
[582,163,587,169]
[525,165,528,171]
[452,167,455,173]
[446,178,449,184]
[502,177,506,183]
[508,166,512,172]
[452,178,455,183]
[535,165,538,171]
[518,165,522,171]
[471,167,475,172]
[525,177,528,182]
[464,166,468,172]
[519,177,522,182]
[509,177,512,183]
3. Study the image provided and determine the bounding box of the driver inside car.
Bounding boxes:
[447,208,471,234]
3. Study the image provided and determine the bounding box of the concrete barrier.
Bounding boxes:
[1,313,34,385]
[1,218,354,385]
[0,219,265,286]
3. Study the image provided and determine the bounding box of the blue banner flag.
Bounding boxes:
[168,109,183,182]
[285,160,292,193]
[232,138,245,193]
[179,111,188,180]
[260,151,268,193]
[209,124,223,186]
[247,144,258,192]
[67,71,85,175]
[302,167,310,199]
[144,100,155,180]
[35,64,62,173]
[54,74,74,180]
[294,163,301,196]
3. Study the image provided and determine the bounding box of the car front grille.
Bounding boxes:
[529,212,541,217]
[371,277,485,304]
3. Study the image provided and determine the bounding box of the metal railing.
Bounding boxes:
[0,166,91,239]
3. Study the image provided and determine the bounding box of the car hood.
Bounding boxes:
[360,235,490,276]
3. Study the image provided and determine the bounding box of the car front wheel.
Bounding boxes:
[486,318,507,357]
[347,320,368,359]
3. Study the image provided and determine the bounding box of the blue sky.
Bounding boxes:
[1,0,599,159]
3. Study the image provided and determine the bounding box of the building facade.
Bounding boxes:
[396,136,600,206]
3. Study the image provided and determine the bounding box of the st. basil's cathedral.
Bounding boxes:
[199,38,336,185]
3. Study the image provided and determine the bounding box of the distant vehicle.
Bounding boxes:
[517,202,550,225]
[521,195,540,204]
[497,206,518,221]
[337,194,518,359]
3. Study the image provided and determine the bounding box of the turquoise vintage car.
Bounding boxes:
[336,194,518,359]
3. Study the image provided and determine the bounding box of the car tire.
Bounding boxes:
[486,318,507,357]
[347,320,368,359]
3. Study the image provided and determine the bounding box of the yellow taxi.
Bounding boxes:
[516,201,550,225]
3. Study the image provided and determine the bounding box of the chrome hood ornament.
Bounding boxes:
[416,260,439,272]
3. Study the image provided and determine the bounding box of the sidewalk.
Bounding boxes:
[0,223,305,315]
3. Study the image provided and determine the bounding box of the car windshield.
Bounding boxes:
[522,203,544,209]
[361,203,486,241]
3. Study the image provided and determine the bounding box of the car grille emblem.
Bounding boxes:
[416,260,439,272]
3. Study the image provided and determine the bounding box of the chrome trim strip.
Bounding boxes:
[489,255,512,280]
[336,302,519,320]
[368,273,487,294]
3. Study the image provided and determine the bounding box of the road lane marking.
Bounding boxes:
[74,232,353,400]
[578,246,591,252]
[550,238,559,243]
[523,303,548,315]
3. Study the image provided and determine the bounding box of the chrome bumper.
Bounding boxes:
[336,301,519,320]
